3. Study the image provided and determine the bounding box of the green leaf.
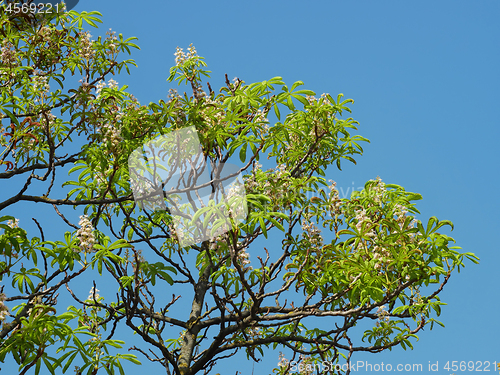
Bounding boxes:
[119,276,134,289]
[1,107,20,128]
[295,90,316,97]
[293,94,309,107]
[41,355,56,375]
[239,144,247,163]
[268,217,284,232]
[259,217,267,238]
[158,271,174,285]
[273,104,281,120]
[290,81,304,91]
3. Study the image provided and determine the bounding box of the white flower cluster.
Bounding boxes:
[95,78,118,98]
[277,352,290,369]
[0,41,17,66]
[32,72,50,96]
[354,208,370,231]
[372,245,392,271]
[370,176,386,203]
[26,295,44,318]
[44,112,57,126]
[187,44,198,58]
[208,237,218,251]
[199,97,225,126]
[236,246,251,270]
[7,218,19,228]
[79,31,95,60]
[168,223,185,245]
[174,43,198,66]
[94,169,111,189]
[106,28,117,40]
[276,163,287,174]
[351,178,384,231]
[246,324,260,338]
[375,304,390,326]
[0,294,8,321]
[301,220,323,248]
[107,78,118,89]
[93,79,123,147]
[245,162,294,212]
[282,354,315,375]
[193,83,207,101]
[174,47,186,66]
[167,88,187,125]
[305,93,330,105]
[244,169,259,195]
[319,93,330,104]
[394,204,408,221]
[254,109,270,131]
[352,207,378,248]
[222,180,246,218]
[77,215,95,253]
[327,180,342,213]
[168,88,182,105]
[105,28,117,55]
[38,25,52,39]
[88,286,101,301]
[101,122,122,148]
[305,95,317,105]
[393,203,418,234]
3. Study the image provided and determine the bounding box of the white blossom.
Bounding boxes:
[246,325,260,338]
[7,218,19,228]
[174,43,198,66]
[320,92,331,104]
[0,293,8,321]
[106,28,117,41]
[193,83,207,100]
[0,41,17,66]
[174,47,186,66]
[38,25,52,39]
[301,220,323,247]
[45,112,57,125]
[186,44,197,59]
[101,122,122,148]
[107,79,118,89]
[305,95,317,105]
[236,246,251,269]
[95,80,106,96]
[354,208,369,231]
[77,215,95,253]
[370,176,386,203]
[254,109,269,125]
[79,31,95,60]
[375,304,390,326]
[275,163,287,175]
[32,72,50,95]
[88,286,100,301]
[277,352,290,369]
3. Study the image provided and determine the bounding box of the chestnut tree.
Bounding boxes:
[0,5,478,375]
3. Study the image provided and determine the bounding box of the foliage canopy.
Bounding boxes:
[0,5,478,375]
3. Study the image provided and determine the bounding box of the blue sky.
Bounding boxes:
[2,0,499,374]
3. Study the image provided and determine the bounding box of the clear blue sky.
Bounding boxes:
[2,0,499,374]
